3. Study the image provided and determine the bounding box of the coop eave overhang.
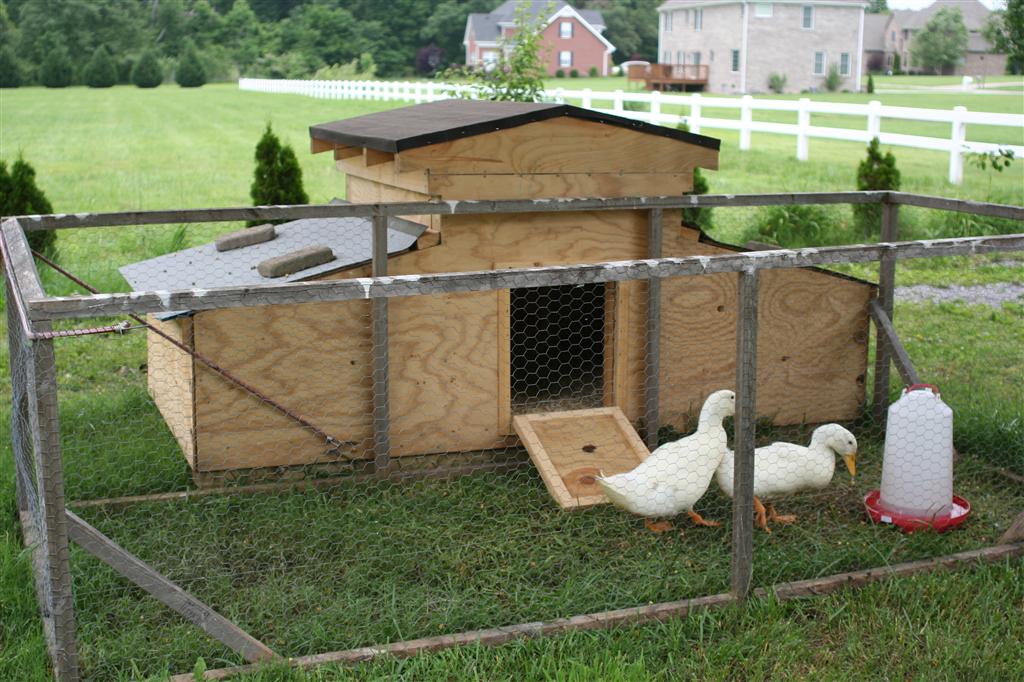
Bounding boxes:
[309,100,722,155]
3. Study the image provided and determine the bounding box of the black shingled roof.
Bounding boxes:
[309,99,720,154]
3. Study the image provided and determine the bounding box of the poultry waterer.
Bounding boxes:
[864,384,971,532]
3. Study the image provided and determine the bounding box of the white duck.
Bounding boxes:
[596,390,735,532]
[716,423,857,533]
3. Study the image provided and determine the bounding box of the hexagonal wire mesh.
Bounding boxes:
[3,195,1023,679]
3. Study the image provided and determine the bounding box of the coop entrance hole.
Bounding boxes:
[510,282,605,413]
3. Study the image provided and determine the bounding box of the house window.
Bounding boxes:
[755,3,772,18]
[840,52,851,75]
[814,51,826,75]
[695,8,703,30]
[731,49,740,72]
[664,11,673,32]
[710,49,715,62]
[560,21,573,39]
[559,51,572,68]
[691,51,701,65]
[677,50,684,64]
[802,6,813,29]
[663,51,670,63]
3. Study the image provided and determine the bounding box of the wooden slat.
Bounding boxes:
[32,234,1024,321]
[371,213,390,472]
[426,171,695,201]
[873,203,899,423]
[869,299,920,386]
[497,289,512,435]
[731,270,758,600]
[65,510,277,663]
[513,407,649,509]
[644,208,662,449]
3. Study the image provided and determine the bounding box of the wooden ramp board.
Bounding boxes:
[513,407,650,509]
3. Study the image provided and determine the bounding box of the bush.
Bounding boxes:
[131,51,163,88]
[677,122,712,231]
[249,124,308,226]
[569,69,579,78]
[83,46,117,88]
[753,204,845,248]
[555,69,565,78]
[892,53,902,74]
[0,157,57,255]
[867,73,875,94]
[853,137,901,238]
[176,42,207,87]
[40,46,73,88]
[117,57,135,84]
[767,72,787,94]
[824,64,841,92]
[0,45,22,87]
[588,66,599,77]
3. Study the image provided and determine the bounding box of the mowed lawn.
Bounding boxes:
[0,83,1022,680]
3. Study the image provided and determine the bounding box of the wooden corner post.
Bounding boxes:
[872,201,899,424]
[371,212,391,473]
[644,208,663,449]
[731,269,759,599]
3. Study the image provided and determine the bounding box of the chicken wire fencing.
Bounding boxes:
[2,194,1023,680]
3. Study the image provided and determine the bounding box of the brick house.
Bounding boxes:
[465,1,616,76]
[657,0,867,94]
[863,0,1007,77]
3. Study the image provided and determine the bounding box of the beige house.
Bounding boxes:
[864,0,1007,77]
[657,0,867,94]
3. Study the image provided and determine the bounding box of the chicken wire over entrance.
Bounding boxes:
[3,193,1023,680]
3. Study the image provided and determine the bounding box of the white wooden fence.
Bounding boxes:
[238,78,1024,185]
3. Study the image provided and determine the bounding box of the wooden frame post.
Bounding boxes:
[731,269,759,599]
[872,202,899,424]
[371,212,391,473]
[644,208,663,449]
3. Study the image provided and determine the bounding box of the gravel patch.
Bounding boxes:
[896,283,1024,307]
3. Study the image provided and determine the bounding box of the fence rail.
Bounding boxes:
[238,78,1024,185]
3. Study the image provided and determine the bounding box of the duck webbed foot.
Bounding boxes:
[767,504,797,524]
[687,510,721,527]
[644,518,674,533]
[753,496,772,534]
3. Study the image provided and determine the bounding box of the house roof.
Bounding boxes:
[468,1,606,43]
[658,0,866,9]
[120,205,425,320]
[892,0,992,31]
[309,99,721,154]
[863,13,892,51]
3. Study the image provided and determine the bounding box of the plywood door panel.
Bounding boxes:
[193,299,374,471]
[147,316,196,466]
[513,407,650,509]
[397,117,719,175]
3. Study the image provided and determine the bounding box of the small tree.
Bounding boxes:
[892,53,901,74]
[768,72,787,94]
[84,46,117,88]
[983,0,1024,75]
[824,64,841,91]
[854,137,901,239]
[0,45,21,87]
[132,51,163,88]
[40,46,73,88]
[249,124,308,226]
[912,7,968,74]
[0,157,57,255]
[867,74,875,94]
[176,41,207,87]
[677,122,712,231]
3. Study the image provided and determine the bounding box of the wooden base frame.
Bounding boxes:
[171,542,1024,681]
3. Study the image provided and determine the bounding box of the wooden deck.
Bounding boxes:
[627,63,708,91]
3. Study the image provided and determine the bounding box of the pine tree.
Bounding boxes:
[0,45,21,87]
[677,122,712,231]
[249,124,308,226]
[132,51,163,88]
[854,138,901,239]
[40,46,73,88]
[176,41,207,88]
[84,46,117,88]
[867,74,875,94]
[0,157,57,255]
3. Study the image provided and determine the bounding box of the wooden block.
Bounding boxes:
[215,224,276,252]
[257,246,335,278]
[513,407,650,509]
[364,147,394,167]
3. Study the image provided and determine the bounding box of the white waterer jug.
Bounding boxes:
[879,384,954,519]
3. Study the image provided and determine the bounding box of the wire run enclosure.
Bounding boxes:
[3,192,1024,681]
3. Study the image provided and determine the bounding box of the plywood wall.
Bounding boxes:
[147,316,196,467]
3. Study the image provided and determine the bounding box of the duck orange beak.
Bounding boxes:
[843,452,857,478]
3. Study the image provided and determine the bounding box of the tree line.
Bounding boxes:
[0,0,662,88]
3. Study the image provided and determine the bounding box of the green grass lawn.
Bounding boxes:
[0,83,1022,680]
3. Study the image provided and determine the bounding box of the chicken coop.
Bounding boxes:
[124,100,876,481]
